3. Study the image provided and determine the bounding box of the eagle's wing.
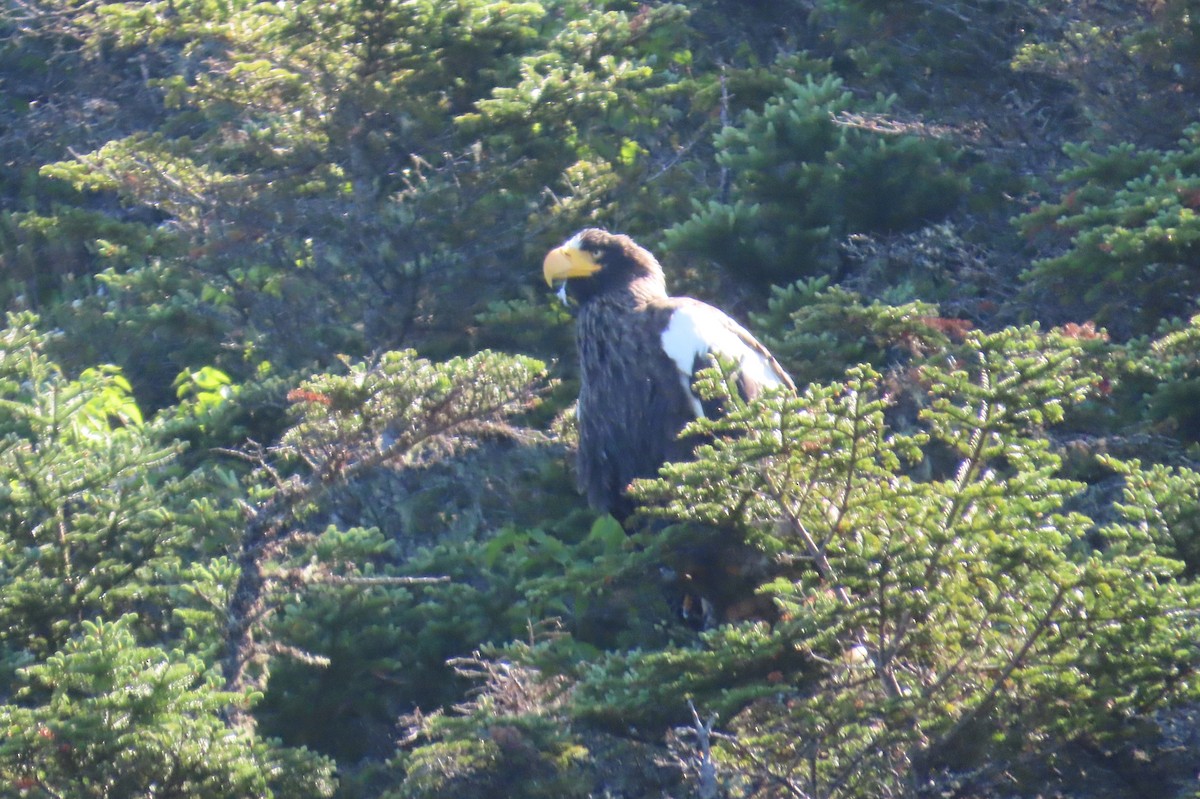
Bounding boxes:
[658,300,795,419]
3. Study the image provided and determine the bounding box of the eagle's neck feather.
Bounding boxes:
[616,274,669,307]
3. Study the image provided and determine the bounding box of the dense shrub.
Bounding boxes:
[1020,127,1200,337]
[666,75,968,288]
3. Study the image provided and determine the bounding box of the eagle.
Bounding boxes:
[543,228,795,521]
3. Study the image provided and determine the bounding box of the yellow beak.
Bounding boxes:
[543,245,601,286]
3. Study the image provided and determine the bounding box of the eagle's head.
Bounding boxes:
[543,228,667,306]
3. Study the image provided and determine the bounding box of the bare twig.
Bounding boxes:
[717,65,731,204]
[831,111,960,140]
[315,574,449,587]
[688,699,719,799]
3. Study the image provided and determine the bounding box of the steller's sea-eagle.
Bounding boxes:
[543,228,795,520]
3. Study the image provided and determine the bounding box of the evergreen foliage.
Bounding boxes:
[390,322,1200,798]
[1138,312,1200,443]
[1013,0,1200,145]
[666,75,968,285]
[216,348,548,702]
[811,0,1038,95]
[0,616,335,799]
[2,1,1200,797]
[0,314,336,796]
[0,315,185,666]
[750,276,959,385]
[1020,128,1200,336]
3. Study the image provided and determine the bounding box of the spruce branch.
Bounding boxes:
[218,351,546,722]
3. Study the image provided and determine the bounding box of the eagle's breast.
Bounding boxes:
[575,298,698,517]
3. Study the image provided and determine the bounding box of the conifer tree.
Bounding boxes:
[0,313,336,796]
[667,75,968,287]
[0,314,185,666]
[625,324,1200,795]
[398,321,1200,798]
[1020,128,1200,336]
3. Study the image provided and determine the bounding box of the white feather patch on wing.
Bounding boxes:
[659,304,786,418]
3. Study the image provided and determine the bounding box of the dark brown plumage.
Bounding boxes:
[543,228,793,520]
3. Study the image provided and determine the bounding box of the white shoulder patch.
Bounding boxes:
[660,304,786,418]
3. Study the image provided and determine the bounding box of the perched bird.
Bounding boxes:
[543,228,795,521]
